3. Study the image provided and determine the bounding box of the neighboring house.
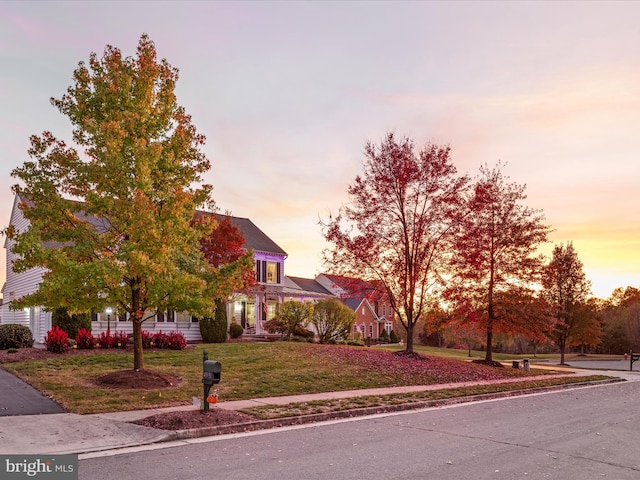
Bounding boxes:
[315,274,395,339]
[1,194,332,342]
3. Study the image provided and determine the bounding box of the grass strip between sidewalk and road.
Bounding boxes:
[239,375,615,420]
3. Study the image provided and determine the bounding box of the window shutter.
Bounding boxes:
[256,261,261,282]
[261,260,267,283]
[276,262,281,284]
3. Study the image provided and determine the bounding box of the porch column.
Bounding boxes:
[255,293,261,334]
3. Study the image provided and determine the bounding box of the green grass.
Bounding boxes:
[1,342,594,415]
[241,375,613,419]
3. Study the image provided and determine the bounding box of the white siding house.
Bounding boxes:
[1,195,52,342]
[1,194,332,343]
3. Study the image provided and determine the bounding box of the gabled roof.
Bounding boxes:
[286,276,333,296]
[222,215,287,257]
[316,273,386,302]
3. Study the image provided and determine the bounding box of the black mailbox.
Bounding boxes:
[202,350,222,412]
[203,360,222,385]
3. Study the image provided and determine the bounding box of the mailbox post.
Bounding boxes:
[630,351,639,372]
[202,349,221,412]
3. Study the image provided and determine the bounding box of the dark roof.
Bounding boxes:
[287,276,333,296]
[193,210,287,257]
[342,297,365,311]
[223,215,287,256]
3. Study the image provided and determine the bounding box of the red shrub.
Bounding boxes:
[167,331,187,350]
[96,331,115,348]
[75,328,95,349]
[141,330,154,349]
[152,331,170,349]
[44,326,69,353]
[111,330,130,349]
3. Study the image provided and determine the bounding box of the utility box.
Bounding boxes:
[523,358,530,372]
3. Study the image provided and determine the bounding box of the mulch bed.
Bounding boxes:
[134,409,256,430]
[96,369,182,389]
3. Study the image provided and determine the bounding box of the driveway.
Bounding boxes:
[0,367,65,416]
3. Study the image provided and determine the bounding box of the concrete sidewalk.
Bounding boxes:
[2,365,635,456]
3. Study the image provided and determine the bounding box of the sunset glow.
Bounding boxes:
[1,1,638,300]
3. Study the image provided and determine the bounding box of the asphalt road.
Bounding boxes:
[80,378,640,480]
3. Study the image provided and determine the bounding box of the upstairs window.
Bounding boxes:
[256,259,282,284]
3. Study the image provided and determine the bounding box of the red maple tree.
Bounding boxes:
[447,164,551,364]
[322,133,469,353]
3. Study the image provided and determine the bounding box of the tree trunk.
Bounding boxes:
[485,323,493,363]
[405,321,414,353]
[133,318,144,371]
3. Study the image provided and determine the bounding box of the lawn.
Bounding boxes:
[2,342,563,414]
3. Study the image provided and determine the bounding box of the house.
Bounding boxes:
[315,274,395,340]
[1,194,332,342]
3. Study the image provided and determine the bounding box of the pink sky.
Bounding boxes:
[1,1,639,299]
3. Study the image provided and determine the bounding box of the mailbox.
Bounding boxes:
[202,350,222,412]
[203,360,222,385]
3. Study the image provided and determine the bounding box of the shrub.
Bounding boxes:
[0,324,34,349]
[152,331,170,349]
[167,331,187,350]
[389,330,400,343]
[275,301,314,338]
[263,318,285,335]
[311,298,355,344]
[96,330,129,348]
[44,326,69,353]
[229,323,244,339]
[200,299,228,343]
[75,328,95,349]
[141,330,154,349]
[52,307,91,338]
[379,329,390,343]
[96,331,114,348]
[111,331,130,348]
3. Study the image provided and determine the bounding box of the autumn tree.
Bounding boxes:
[447,164,551,364]
[195,213,255,343]
[275,301,314,338]
[322,133,469,353]
[600,287,640,353]
[542,242,592,364]
[6,35,242,371]
[311,298,356,344]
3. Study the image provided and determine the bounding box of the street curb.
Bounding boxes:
[165,378,624,441]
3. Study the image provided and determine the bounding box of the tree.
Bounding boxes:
[311,298,356,344]
[322,133,469,353]
[5,35,237,371]
[200,299,229,343]
[195,212,254,342]
[275,301,314,338]
[447,164,551,364]
[601,287,640,353]
[542,242,592,364]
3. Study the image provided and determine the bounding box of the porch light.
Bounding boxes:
[105,307,113,332]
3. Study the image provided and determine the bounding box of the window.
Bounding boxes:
[157,310,165,322]
[369,325,373,338]
[382,304,386,316]
[256,259,282,284]
[267,262,277,283]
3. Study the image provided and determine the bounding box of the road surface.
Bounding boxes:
[80,378,640,480]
